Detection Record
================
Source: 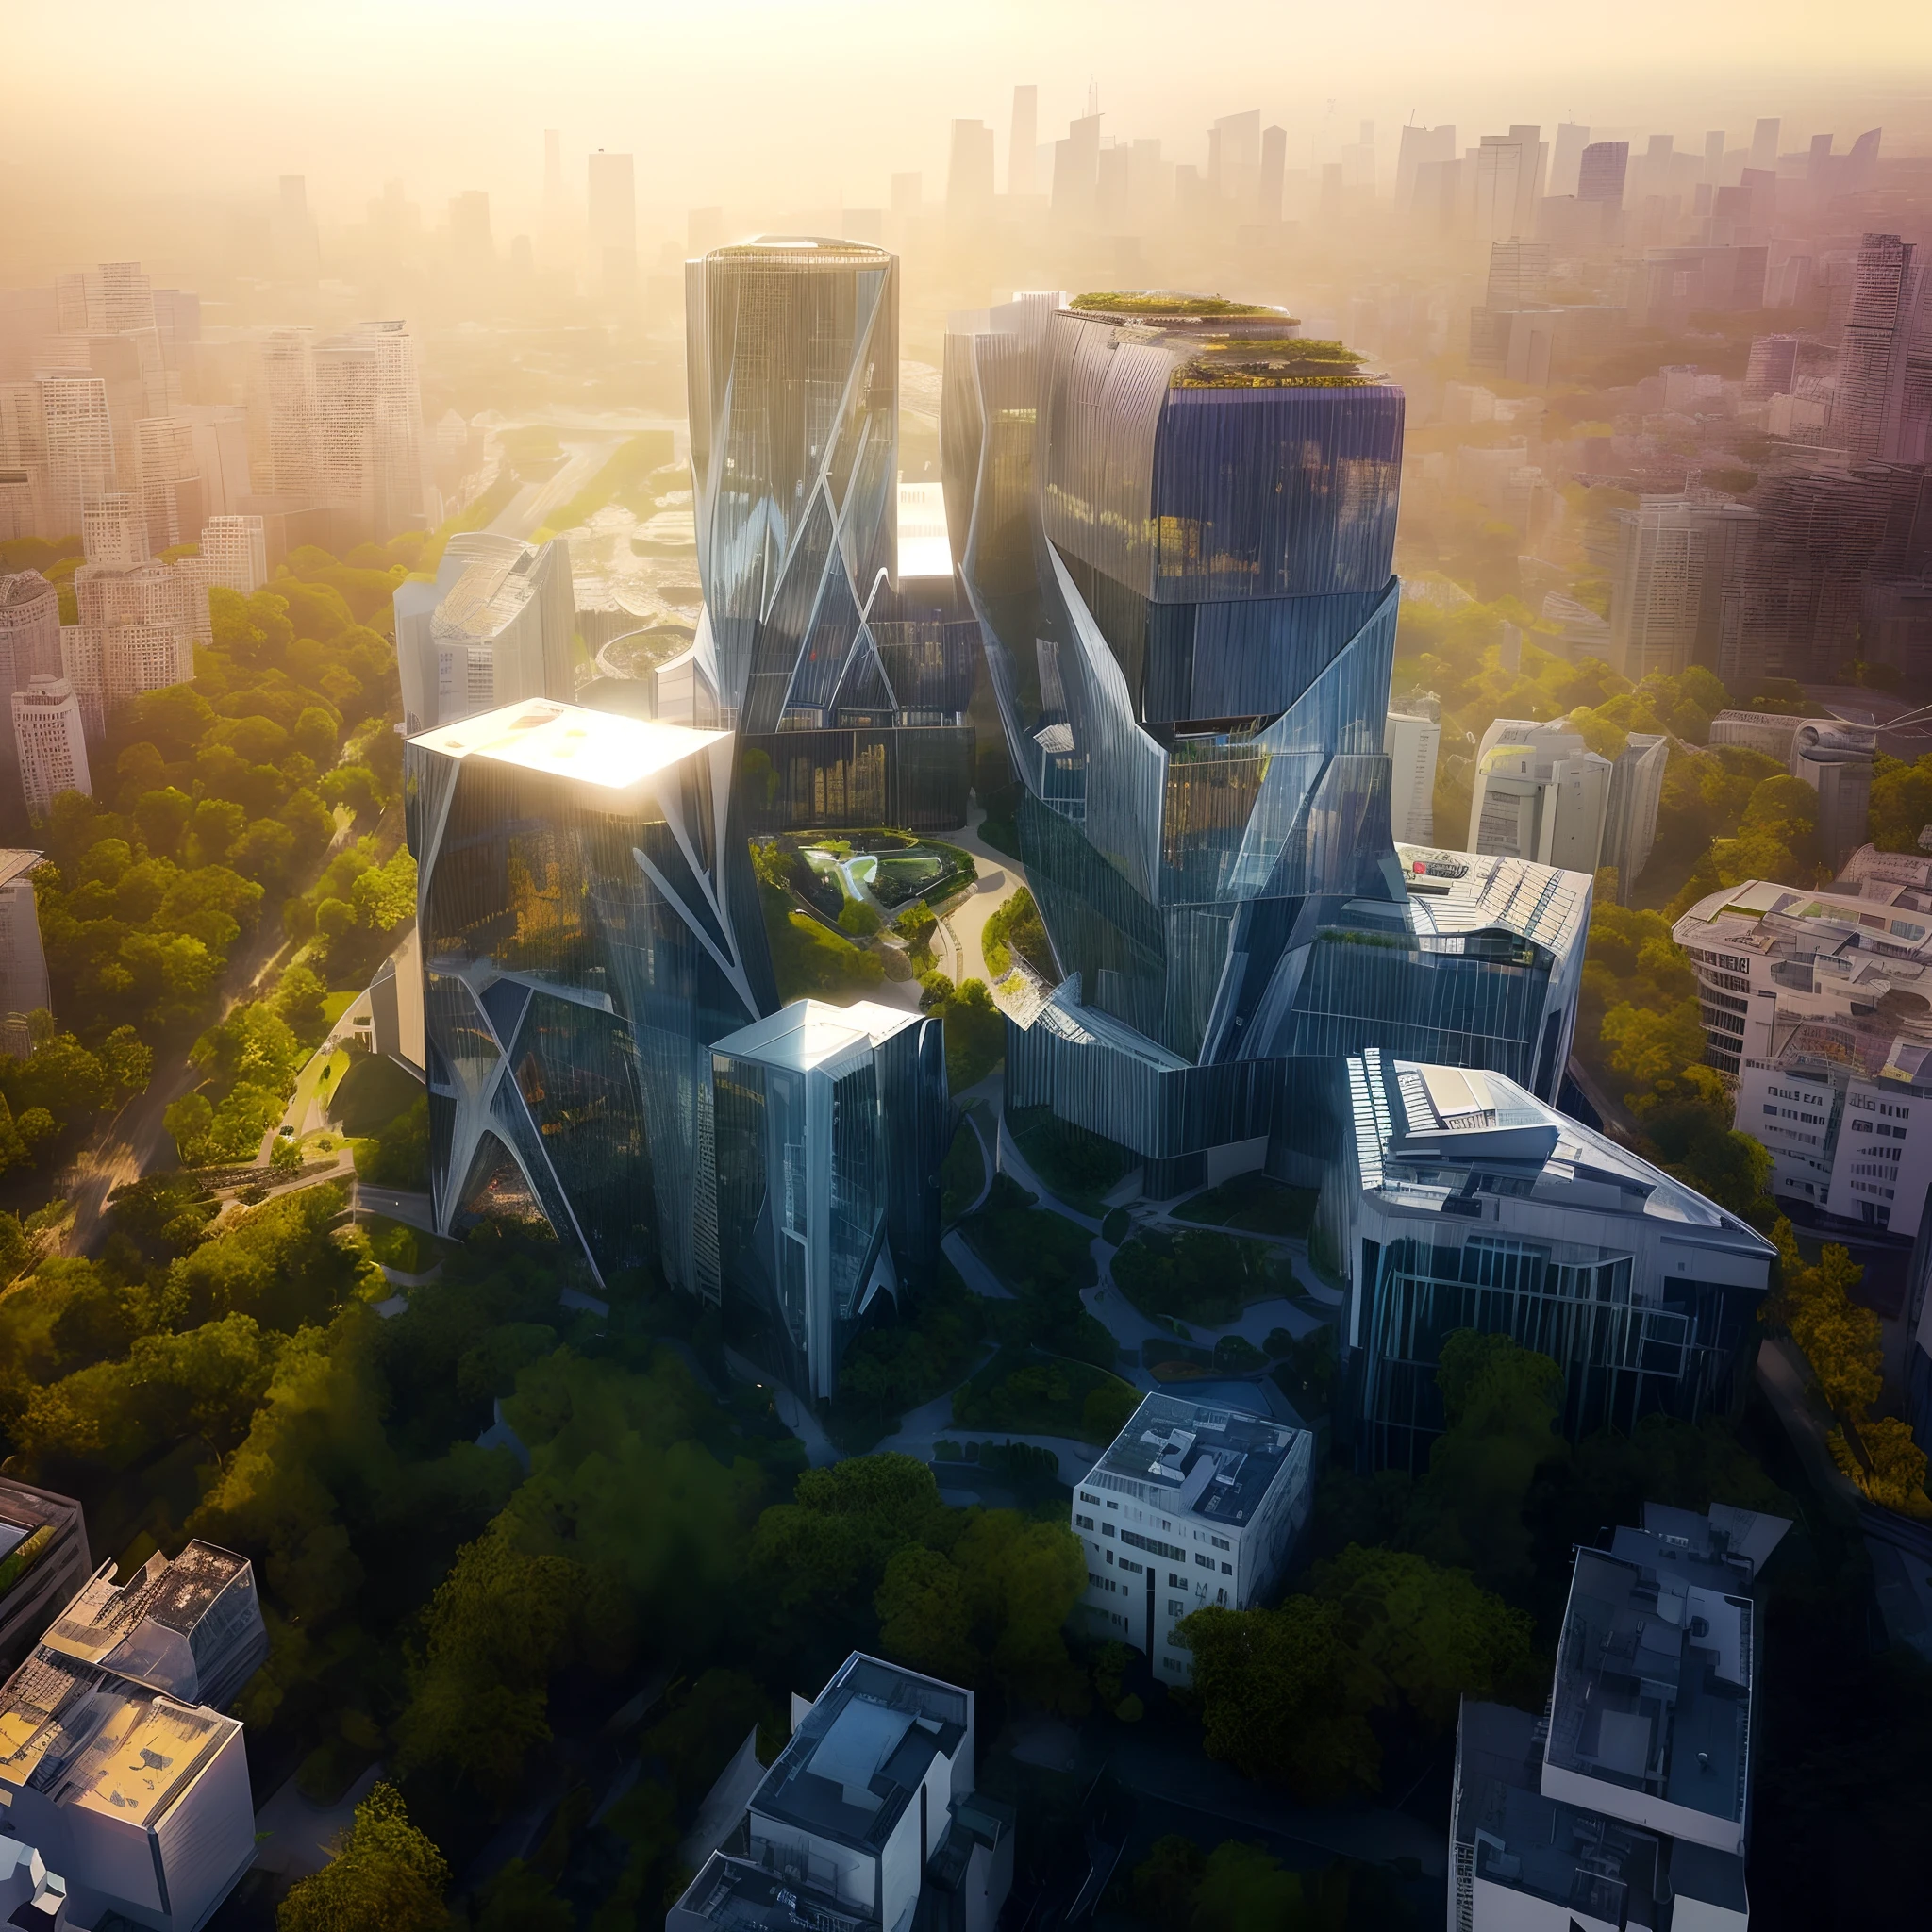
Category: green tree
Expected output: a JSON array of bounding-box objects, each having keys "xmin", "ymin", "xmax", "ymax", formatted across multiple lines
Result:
[
  {"xmin": 1308, "ymin": 1544, "xmax": 1535, "ymax": 1727},
  {"xmin": 393, "ymin": 1524, "xmax": 584, "ymax": 1797},
  {"xmin": 1416, "ymin": 1331, "xmax": 1568, "ymax": 1591},
  {"xmin": 1177, "ymin": 1597, "xmax": 1379, "ymax": 1797},
  {"xmin": 839, "ymin": 897, "xmax": 883, "ymax": 938},
  {"xmin": 876, "ymin": 1544, "xmax": 980, "ymax": 1683},
  {"xmin": 276, "ymin": 1781, "xmax": 449, "ymax": 1932}
]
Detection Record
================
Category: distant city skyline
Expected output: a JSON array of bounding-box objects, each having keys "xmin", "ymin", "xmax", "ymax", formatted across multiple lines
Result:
[{"xmin": 1, "ymin": 2, "xmax": 1927, "ymax": 220}]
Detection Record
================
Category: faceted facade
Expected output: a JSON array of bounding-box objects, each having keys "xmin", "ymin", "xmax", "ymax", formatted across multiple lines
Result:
[
  {"xmin": 707, "ymin": 1000, "xmax": 947, "ymax": 1400},
  {"xmin": 945, "ymin": 295, "xmax": 1588, "ymax": 1187},
  {"xmin": 407, "ymin": 698, "xmax": 775, "ymax": 1291},
  {"xmin": 682, "ymin": 238, "xmax": 973, "ymax": 830}
]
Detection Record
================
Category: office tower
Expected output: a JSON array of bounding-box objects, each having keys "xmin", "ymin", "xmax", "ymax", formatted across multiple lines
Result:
[
  {"xmin": 684, "ymin": 238, "xmax": 973, "ymax": 829},
  {"xmin": 12, "ymin": 677, "xmax": 90, "ymax": 818},
  {"xmin": 1628, "ymin": 244, "xmax": 1768, "ymax": 327},
  {"xmin": 1743, "ymin": 332, "xmax": 1801, "ymax": 399},
  {"xmin": 251, "ymin": 327, "xmax": 318, "ymax": 500},
  {"xmin": 1722, "ymin": 463, "xmax": 1931, "ymax": 684},
  {"xmin": 1703, "ymin": 127, "xmax": 1727, "ymax": 185},
  {"xmin": 1008, "ymin": 84, "xmax": 1038, "ymax": 195},
  {"xmin": 1258, "ymin": 125, "xmax": 1287, "ymax": 224},
  {"xmin": 708, "ymin": 999, "xmax": 947, "ymax": 1399},
  {"xmin": 541, "ymin": 126, "xmax": 565, "ymax": 238},
  {"xmin": 890, "ymin": 172, "xmax": 921, "ymax": 218},
  {"xmin": 945, "ymin": 293, "xmax": 1591, "ymax": 1185},
  {"xmin": 1750, "ymin": 117, "xmax": 1781, "ymax": 172},
  {"xmin": 1383, "ymin": 711, "xmax": 1439, "ymax": 842},
  {"xmin": 1469, "ymin": 719, "xmax": 1613, "ymax": 873},
  {"xmin": 177, "ymin": 403, "xmax": 251, "ymax": 516},
  {"xmin": 362, "ymin": 319, "xmax": 429, "ymax": 539},
  {"xmin": 1472, "ymin": 240, "xmax": 1553, "ymax": 367},
  {"xmin": 36, "ymin": 378, "xmax": 113, "ymax": 536},
  {"xmin": 1394, "ymin": 124, "xmax": 1456, "ymax": 219},
  {"xmin": 1607, "ymin": 497, "xmax": 1757, "ymax": 681},
  {"xmin": 0, "ymin": 1540, "xmax": 266, "ymax": 1932},
  {"xmin": 1838, "ymin": 233, "xmax": 1931, "ymax": 461},
  {"xmin": 1473, "ymin": 127, "xmax": 1541, "ymax": 239},
  {"xmin": 134, "ymin": 415, "xmax": 201, "ymax": 552},
  {"xmin": 391, "ymin": 531, "xmax": 573, "ymax": 734},
  {"xmin": 1072, "ymin": 1393, "xmax": 1312, "ymax": 1682},
  {"xmin": 1576, "ymin": 140, "xmax": 1629, "ymax": 206},
  {"xmin": 1209, "ymin": 110, "xmax": 1262, "ymax": 207},
  {"xmin": 1052, "ymin": 112, "xmax": 1101, "ymax": 227},
  {"xmin": 1602, "ymin": 733, "xmax": 1669, "ymax": 902},
  {"xmin": 0, "ymin": 574, "xmax": 61, "ymax": 684},
  {"xmin": 1863, "ymin": 577, "xmax": 1932, "ymax": 685},
  {"xmin": 945, "ymin": 120, "xmax": 995, "ymax": 223},
  {"xmin": 449, "ymin": 191, "xmax": 493, "ymax": 267},
  {"xmin": 668, "ymin": 1653, "xmax": 1013, "ymax": 1932},
  {"xmin": 1453, "ymin": 1505, "xmax": 1787, "ymax": 1931},
  {"xmin": 81, "ymin": 491, "xmax": 148, "ymax": 568},
  {"xmin": 272, "ymin": 174, "xmax": 321, "ymax": 277},
  {"xmin": 1326, "ymin": 1053, "xmax": 1776, "ymax": 1472},
  {"xmin": 407, "ymin": 697, "xmax": 774, "ymax": 1291},
  {"xmin": 1548, "ymin": 121, "xmax": 1590, "ymax": 197},
  {"xmin": 200, "ymin": 513, "xmax": 267, "ymax": 593},
  {"xmin": 587, "ymin": 150, "xmax": 638, "ymax": 296}
]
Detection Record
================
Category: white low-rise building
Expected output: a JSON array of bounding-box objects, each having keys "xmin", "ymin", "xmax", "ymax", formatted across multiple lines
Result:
[
  {"xmin": 1674, "ymin": 848, "xmax": 1932, "ymax": 1235},
  {"xmin": 0, "ymin": 1540, "xmax": 268, "ymax": 1932},
  {"xmin": 1451, "ymin": 1502, "xmax": 1789, "ymax": 1931},
  {"xmin": 1070, "ymin": 1392, "xmax": 1314, "ymax": 1687},
  {"xmin": 668, "ymin": 1651, "xmax": 1012, "ymax": 1932}
]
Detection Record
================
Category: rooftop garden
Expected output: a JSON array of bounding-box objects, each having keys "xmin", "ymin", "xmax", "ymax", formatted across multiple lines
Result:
[
  {"xmin": 1172, "ymin": 337, "xmax": 1376, "ymax": 390},
  {"xmin": 1070, "ymin": 291, "xmax": 1287, "ymax": 319}
]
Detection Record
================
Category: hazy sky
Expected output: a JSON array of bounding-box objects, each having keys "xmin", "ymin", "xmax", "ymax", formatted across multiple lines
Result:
[{"xmin": 4, "ymin": 0, "xmax": 1928, "ymax": 225}]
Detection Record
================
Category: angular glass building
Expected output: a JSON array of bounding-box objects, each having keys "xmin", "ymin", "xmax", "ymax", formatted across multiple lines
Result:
[
  {"xmin": 944, "ymin": 295, "xmax": 1590, "ymax": 1188},
  {"xmin": 407, "ymin": 697, "xmax": 775, "ymax": 1291},
  {"xmin": 707, "ymin": 999, "xmax": 948, "ymax": 1400},
  {"xmin": 1321, "ymin": 1051, "xmax": 1774, "ymax": 1471},
  {"xmin": 680, "ymin": 238, "xmax": 974, "ymax": 829}
]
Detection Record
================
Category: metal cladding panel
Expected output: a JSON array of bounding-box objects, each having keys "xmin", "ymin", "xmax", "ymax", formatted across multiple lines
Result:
[
  {"xmin": 1039, "ymin": 313, "xmax": 1172, "ymax": 593},
  {"xmin": 153, "ymin": 1721, "xmax": 256, "ymax": 1932},
  {"xmin": 1150, "ymin": 384, "xmax": 1404, "ymax": 603}
]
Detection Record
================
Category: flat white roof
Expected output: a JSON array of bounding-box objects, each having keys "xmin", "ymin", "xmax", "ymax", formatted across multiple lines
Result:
[
  {"xmin": 408, "ymin": 699, "xmax": 723, "ymax": 791},
  {"xmin": 896, "ymin": 481, "xmax": 953, "ymax": 579},
  {"xmin": 712, "ymin": 997, "xmax": 921, "ymax": 1073}
]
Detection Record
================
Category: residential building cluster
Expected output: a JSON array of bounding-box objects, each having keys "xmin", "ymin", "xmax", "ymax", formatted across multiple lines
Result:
[
  {"xmin": 0, "ymin": 1477, "xmax": 270, "ymax": 1932},
  {"xmin": 0, "ymin": 248, "xmax": 434, "ymax": 825}
]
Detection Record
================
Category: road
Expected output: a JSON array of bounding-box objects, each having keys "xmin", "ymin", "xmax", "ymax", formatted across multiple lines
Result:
[
  {"xmin": 931, "ymin": 808, "xmax": 1035, "ymax": 990},
  {"xmin": 486, "ymin": 438, "xmax": 620, "ymax": 541},
  {"xmin": 61, "ymin": 910, "xmax": 295, "ymax": 1257}
]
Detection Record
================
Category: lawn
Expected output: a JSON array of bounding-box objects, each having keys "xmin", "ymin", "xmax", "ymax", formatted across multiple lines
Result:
[
  {"xmin": 361, "ymin": 1213, "xmax": 443, "ymax": 1275},
  {"xmin": 329, "ymin": 1051, "xmax": 425, "ymax": 1138},
  {"xmin": 950, "ymin": 1345, "xmax": 1139, "ymax": 1441},
  {"xmin": 1172, "ymin": 1171, "xmax": 1319, "ymax": 1238},
  {"xmin": 958, "ymin": 1178, "xmax": 1097, "ymax": 1297},
  {"xmin": 1111, "ymin": 1226, "xmax": 1300, "ymax": 1328}
]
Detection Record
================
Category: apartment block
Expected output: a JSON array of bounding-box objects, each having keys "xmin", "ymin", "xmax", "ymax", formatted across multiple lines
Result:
[
  {"xmin": 1451, "ymin": 1504, "xmax": 1788, "ymax": 1931},
  {"xmin": 0, "ymin": 1476, "xmax": 89, "ymax": 1671},
  {"xmin": 1072, "ymin": 1393, "xmax": 1313, "ymax": 1685},
  {"xmin": 668, "ymin": 1652, "xmax": 1012, "ymax": 1932},
  {"xmin": 11, "ymin": 677, "xmax": 90, "ymax": 819},
  {"xmin": 0, "ymin": 1540, "xmax": 267, "ymax": 1931},
  {"xmin": 0, "ymin": 852, "xmax": 52, "ymax": 1049},
  {"xmin": 1674, "ymin": 847, "xmax": 1932, "ymax": 1233}
]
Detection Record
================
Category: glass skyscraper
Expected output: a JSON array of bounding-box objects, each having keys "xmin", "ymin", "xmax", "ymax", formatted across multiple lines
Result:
[
  {"xmin": 944, "ymin": 295, "xmax": 1590, "ymax": 1189},
  {"xmin": 683, "ymin": 238, "xmax": 974, "ymax": 830},
  {"xmin": 708, "ymin": 1000, "xmax": 948, "ymax": 1400},
  {"xmin": 407, "ymin": 697, "xmax": 775, "ymax": 1291}
]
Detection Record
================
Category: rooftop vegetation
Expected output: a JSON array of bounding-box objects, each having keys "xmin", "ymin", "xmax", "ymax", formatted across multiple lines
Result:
[
  {"xmin": 1172, "ymin": 337, "xmax": 1376, "ymax": 390},
  {"xmin": 1070, "ymin": 291, "xmax": 1284, "ymax": 319}
]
